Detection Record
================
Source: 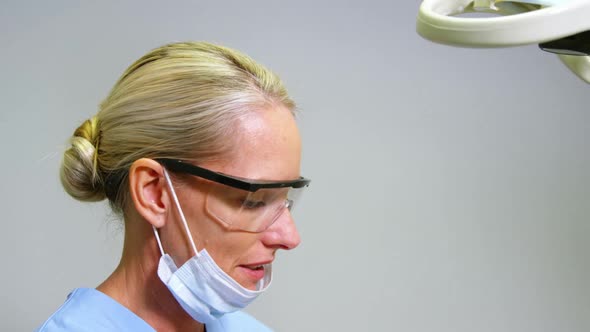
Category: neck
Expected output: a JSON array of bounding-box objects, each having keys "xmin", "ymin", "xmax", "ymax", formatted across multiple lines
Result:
[{"xmin": 97, "ymin": 216, "xmax": 204, "ymax": 332}]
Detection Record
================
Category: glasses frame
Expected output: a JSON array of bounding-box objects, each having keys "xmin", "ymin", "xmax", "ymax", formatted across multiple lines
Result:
[{"xmin": 156, "ymin": 158, "xmax": 310, "ymax": 192}]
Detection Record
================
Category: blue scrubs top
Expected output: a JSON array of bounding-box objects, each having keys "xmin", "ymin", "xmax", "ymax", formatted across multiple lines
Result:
[{"xmin": 35, "ymin": 288, "xmax": 272, "ymax": 332}]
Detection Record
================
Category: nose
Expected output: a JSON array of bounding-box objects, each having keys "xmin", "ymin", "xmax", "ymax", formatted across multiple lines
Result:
[{"xmin": 261, "ymin": 209, "xmax": 301, "ymax": 250}]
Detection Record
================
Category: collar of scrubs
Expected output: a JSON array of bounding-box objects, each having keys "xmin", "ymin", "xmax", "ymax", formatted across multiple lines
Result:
[
  {"xmin": 38, "ymin": 288, "xmax": 271, "ymax": 332},
  {"xmin": 416, "ymin": 0, "xmax": 590, "ymax": 83}
]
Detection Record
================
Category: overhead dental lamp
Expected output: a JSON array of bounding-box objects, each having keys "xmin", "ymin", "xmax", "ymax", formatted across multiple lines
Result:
[{"xmin": 416, "ymin": 0, "xmax": 590, "ymax": 83}]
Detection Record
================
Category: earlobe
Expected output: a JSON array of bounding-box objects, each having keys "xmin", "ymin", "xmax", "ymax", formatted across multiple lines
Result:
[{"xmin": 128, "ymin": 158, "xmax": 169, "ymax": 228}]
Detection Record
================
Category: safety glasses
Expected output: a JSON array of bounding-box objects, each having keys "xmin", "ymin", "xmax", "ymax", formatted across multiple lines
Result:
[{"xmin": 157, "ymin": 158, "xmax": 310, "ymax": 232}]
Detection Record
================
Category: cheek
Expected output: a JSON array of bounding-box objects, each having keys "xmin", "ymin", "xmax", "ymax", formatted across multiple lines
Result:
[
  {"xmin": 205, "ymin": 232, "xmax": 260, "ymax": 272},
  {"xmin": 172, "ymin": 179, "xmax": 261, "ymax": 275},
  {"xmin": 169, "ymin": 185, "xmax": 211, "ymax": 258}
]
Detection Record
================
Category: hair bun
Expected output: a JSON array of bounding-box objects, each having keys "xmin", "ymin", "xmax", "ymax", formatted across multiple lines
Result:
[{"xmin": 60, "ymin": 117, "xmax": 106, "ymax": 202}]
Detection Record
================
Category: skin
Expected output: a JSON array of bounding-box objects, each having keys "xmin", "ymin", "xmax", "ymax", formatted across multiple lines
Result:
[{"xmin": 97, "ymin": 105, "xmax": 302, "ymax": 332}]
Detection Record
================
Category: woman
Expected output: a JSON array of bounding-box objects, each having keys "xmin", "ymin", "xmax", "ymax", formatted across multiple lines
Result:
[{"xmin": 36, "ymin": 42, "xmax": 310, "ymax": 332}]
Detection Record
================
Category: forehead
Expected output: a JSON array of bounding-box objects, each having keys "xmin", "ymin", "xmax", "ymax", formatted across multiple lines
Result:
[{"xmin": 212, "ymin": 105, "xmax": 302, "ymax": 181}]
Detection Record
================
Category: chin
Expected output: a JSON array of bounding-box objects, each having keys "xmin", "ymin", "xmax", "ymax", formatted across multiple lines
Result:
[
  {"xmin": 232, "ymin": 267, "xmax": 263, "ymax": 291},
  {"xmin": 236, "ymin": 275, "xmax": 258, "ymax": 291},
  {"xmin": 244, "ymin": 281, "xmax": 258, "ymax": 291}
]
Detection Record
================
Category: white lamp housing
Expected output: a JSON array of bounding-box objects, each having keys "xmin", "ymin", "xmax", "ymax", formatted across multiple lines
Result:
[{"xmin": 416, "ymin": 0, "xmax": 590, "ymax": 83}]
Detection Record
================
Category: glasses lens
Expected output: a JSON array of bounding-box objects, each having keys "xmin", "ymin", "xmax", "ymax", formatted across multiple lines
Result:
[{"xmin": 205, "ymin": 185, "xmax": 305, "ymax": 232}]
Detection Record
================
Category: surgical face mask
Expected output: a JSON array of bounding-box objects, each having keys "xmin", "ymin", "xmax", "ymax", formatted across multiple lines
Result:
[{"xmin": 152, "ymin": 169, "xmax": 272, "ymax": 324}]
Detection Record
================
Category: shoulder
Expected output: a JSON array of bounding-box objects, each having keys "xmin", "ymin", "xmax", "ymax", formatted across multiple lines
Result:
[
  {"xmin": 35, "ymin": 288, "xmax": 154, "ymax": 332},
  {"xmin": 207, "ymin": 311, "xmax": 273, "ymax": 332}
]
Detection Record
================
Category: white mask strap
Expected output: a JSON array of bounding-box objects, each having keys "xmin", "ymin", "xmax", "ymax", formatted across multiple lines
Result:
[
  {"xmin": 152, "ymin": 226, "xmax": 165, "ymax": 256},
  {"xmin": 163, "ymin": 169, "xmax": 200, "ymax": 257}
]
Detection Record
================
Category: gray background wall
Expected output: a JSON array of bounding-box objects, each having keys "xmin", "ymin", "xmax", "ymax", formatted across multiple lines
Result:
[{"xmin": 1, "ymin": 1, "xmax": 589, "ymax": 331}]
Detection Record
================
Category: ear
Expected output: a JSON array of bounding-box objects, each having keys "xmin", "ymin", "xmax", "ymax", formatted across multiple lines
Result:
[{"xmin": 128, "ymin": 158, "xmax": 169, "ymax": 228}]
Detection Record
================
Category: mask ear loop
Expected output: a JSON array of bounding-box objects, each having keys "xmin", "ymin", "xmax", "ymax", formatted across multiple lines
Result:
[
  {"xmin": 153, "ymin": 227, "xmax": 166, "ymax": 256},
  {"xmin": 152, "ymin": 168, "xmax": 201, "ymax": 258},
  {"xmin": 163, "ymin": 168, "xmax": 200, "ymax": 258}
]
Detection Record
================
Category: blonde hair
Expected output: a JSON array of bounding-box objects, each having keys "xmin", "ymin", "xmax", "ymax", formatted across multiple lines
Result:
[{"xmin": 60, "ymin": 41, "xmax": 295, "ymax": 215}]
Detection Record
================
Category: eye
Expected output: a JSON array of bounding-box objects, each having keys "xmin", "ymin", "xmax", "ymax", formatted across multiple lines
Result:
[{"xmin": 241, "ymin": 199, "xmax": 266, "ymax": 209}]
